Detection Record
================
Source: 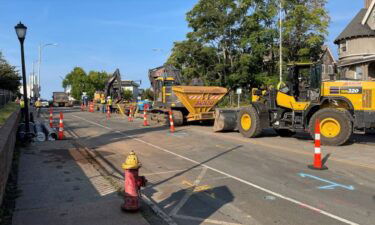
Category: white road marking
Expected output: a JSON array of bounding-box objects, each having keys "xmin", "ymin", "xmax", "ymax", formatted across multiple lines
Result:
[
  {"xmin": 169, "ymin": 167, "xmax": 208, "ymax": 216},
  {"xmin": 71, "ymin": 115, "xmax": 360, "ymax": 225}
]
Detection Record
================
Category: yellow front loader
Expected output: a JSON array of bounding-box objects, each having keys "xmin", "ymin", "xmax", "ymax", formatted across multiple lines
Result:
[{"xmin": 215, "ymin": 63, "xmax": 375, "ymax": 146}]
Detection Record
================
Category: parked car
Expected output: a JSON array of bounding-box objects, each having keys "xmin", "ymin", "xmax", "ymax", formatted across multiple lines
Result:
[{"xmin": 41, "ymin": 99, "xmax": 50, "ymax": 107}]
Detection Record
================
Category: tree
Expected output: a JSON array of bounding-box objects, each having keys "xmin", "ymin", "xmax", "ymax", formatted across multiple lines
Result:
[
  {"xmin": 167, "ymin": 0, "xmax": 330, "ymax": 90},
  {"xmin": 63, "ymin": 67, "xmax": 87, "ymax": 100},
  {"xmin": 282, "ymin": 0, "xmax": 330, "ymax": 62},
  {"xmin": 122, "ymin": 90, "xmax": 133, "ymax": 101},
  {"xmin": 0, "ymin": 52, "xmax": 21, "ymax": 93},
  {"xmin": 141, "ymin": 88, "xmax": 154, "ymax": 100},
  {"xmin": 168, "ymin": 0, "xmax": 279, "ymax": 90}
]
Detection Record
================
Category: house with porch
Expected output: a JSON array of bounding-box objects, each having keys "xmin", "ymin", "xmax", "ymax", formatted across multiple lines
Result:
[{"xmin": 334, "ymin": 0, "xmax": 375, "ymax": 80}]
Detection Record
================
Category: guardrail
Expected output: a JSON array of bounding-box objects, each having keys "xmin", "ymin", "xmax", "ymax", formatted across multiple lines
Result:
[{"xmin": 0, "ymin": 89, "xmax": 14, "ymax": 108}]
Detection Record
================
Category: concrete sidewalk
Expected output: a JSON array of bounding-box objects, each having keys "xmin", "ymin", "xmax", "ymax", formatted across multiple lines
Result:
[{"xmin": 12, "ymin": 137, "xmax": 149, "ymax": 225}]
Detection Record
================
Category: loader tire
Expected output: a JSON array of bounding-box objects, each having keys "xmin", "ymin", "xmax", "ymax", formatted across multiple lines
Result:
[
  {"xmin": 309, "ymin": 108, "xmax": 352, "ymax": 146},
  {"xmin": 172, "ymin": 110, "xmax": 184, "ymax": 126},
  {"xmin": 238, "ymin": 106, "xmax": 263, "ymax": 138},
  {"xmin": 274, "ymin": 129, "xmax": 296, "ymax": 137}
]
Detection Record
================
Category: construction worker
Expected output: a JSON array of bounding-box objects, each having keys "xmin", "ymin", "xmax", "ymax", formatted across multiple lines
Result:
[
  {"xmin": 35, "ymin": 98, "xmax": 42, "ymax": 117},
  {"xmin": 100, "ymin": 96, "xmax": 106, "ymax": 113},
  {"xmin": 107, "ymin": 96, "xmax": 113, "ymax": 113},
  {"xmin": 19, "ymin": 96, "xmax": 25, "ymax": 120}
]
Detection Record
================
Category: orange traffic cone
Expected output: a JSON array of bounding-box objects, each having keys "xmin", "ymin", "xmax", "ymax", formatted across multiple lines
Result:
[
  {"xmin": 169, "ymin": 110, "xmax": 175, "ymax": 133},
  {"xmin": 49, "ymin": 107, "xmax": 53, "ymax": 128},
  {"xmin": 143, "ymin": 104, "xmax": 149, "ymax": 126},
  {"xmin": 128, "ymin": 106, "xmax": 133, "ymax": 122},
  {"xmin": 308, "ymin": 119, "xmax": 327, "ymax": 170},
  {"xmin": 106, "ymin": 105, "xmax": 111, "ymax": 119},
  {"xmin": 58, "ymin": 112, "xmax": 64, "ymax": 140}
]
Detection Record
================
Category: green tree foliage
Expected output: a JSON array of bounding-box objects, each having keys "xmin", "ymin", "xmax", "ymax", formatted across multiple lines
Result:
[
  {"xmin": 167, "ymin": 0, "xmax": 329, "ymax": 90},
  {"xmin": 0, "ymin": 52, "xmax": 21, "ymax": 93},
  {"xmin": 283, "ymin": 0, "xmax": 330, "ymax": 62},
  {"xmin": 141, "ymin": 88, "xmax": 154, "ymax": 100},
  {"xmin": 122, "ymin": 90, "xmax": 133, "ymax": 101},
  {"xmin": 62, "ymin": 67, "xmax": 110, "ymax": 100}
]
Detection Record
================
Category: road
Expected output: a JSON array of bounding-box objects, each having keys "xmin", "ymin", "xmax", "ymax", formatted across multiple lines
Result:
[{"xmin": 46, "ymin": 107, "xmax": 375, "ymax": 225}]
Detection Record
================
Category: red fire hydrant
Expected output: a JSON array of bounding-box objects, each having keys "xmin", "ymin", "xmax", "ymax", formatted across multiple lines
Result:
[{"xmin": 121, "ymin": 151, "xmax": 147, "ymax": 211}]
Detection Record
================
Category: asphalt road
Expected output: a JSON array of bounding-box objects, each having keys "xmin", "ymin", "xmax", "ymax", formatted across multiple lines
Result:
[{"xmin": 46, "ymin": 107, "xmax": 375, "ymax": 225}]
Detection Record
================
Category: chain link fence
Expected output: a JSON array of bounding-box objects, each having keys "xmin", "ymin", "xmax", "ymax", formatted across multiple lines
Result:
[{"xmin": 0, "ymin": 89, "xmax": 14, "ymax": 109}]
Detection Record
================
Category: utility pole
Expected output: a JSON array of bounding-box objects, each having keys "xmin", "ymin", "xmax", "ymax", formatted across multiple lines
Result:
[
  {"xmin": 279, "ymin": 0, "xmax": 283, "ymax": 83},
  {"xmin": 37, "ymin": 43, "xmax": 58, "ymax": 98}
]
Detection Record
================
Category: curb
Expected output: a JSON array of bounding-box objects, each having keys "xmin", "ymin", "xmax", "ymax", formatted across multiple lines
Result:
[{"xmin": 66, "ymin": 129, "xmax": 177, "ymax": 225}]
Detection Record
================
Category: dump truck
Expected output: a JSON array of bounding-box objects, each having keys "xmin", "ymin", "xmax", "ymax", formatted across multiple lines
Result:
[
  {"xmin": 52, "ymin": 92, "xmax": 71, "ymax": 107},
  {"xmin": 149, "ymin": 65, "xmax": 227, "ymax": 125},
  {"xmin": 214, "ymin": 63, "xmax": 375, "ymax": 146}
]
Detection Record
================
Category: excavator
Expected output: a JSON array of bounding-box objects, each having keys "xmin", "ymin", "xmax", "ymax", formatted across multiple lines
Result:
[{"xmin": 214, "ymin": 63, "xmax": 375, "ymax": 146}]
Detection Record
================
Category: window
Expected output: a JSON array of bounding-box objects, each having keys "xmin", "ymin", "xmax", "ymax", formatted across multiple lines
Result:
[
  {"xmin": 340, "ymin": 41, "xmax": 347, "ymax": 53},
  {"xmin": 355, "ymin": 66, "xmax": 363, "ymax": 80},
  {"xmin": 328, "ymin": 65, "xmax": 334, "ymax": 75},
  {"xmin": 322, "ymin": 65, "xmax": 326, "ymax": 74}
]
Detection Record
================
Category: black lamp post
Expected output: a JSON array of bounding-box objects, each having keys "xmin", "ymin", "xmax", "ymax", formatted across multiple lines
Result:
[{"xmin": 15, "ymin": 22, "xmax": 30, "ymax": 134}]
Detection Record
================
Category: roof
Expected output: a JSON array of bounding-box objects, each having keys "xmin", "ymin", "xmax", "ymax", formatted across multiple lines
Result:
[
  {"xmin": 320, "ymin": 45, "xmax": 336, "ymax": 63},
  {"xmin": 334, "ymin": 9, "xmax": 375, "ymax": 44},
  {"xmin": 120, "ymin": 80, "xmax": 140, "ymax": 87}
]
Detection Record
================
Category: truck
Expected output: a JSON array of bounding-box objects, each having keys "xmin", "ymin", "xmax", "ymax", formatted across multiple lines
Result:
[
  {"xmin": 148, "ymin": 65, "xmax": 228, "ymax": 125},
  {"xmin": 52, "ymin": 92, "xmax": 71, "ymax": 107}
]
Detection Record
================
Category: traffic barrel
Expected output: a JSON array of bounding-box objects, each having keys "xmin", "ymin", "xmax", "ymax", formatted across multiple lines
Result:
[
  {"xmin": 169, "ymin": 110, "xmax": 175, "ymax": 133},
  {"xmin": 49, "ymin": 107, "xmax": 53, "ymax": 128},
  {"xmin": 308, "ymin": 119, "xmax": 328, "ymax": 170},
  {"xmin": 143, "ymin": 104, "xmax": 149, "ymax": 126},
  {"xmin": 58, "ymin": 112, "xmax": 64, "ymax": 140}
]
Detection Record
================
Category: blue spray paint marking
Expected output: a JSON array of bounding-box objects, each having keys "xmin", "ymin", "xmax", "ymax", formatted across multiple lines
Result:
[{"xmin": 298, "ymin": 173, "xmax": 355, "ymax": 191}]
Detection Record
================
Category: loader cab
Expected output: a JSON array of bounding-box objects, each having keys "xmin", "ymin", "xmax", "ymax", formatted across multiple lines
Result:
[{"xmin": 286, "ymin": 63, "xmax": 322, "ymax": 102}]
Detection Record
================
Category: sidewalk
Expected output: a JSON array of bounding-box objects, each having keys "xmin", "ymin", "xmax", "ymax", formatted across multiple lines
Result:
[{"xmin": 12, "ymin": 136, "xmax": 149, "ymax": 225}]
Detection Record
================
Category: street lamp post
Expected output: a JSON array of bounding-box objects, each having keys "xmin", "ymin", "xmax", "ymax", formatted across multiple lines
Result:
[
  {"xmin": 37, "ymin": 43, "xmax": 57, "ymax": 97},
  {"xmin": 15, "ymin": 22, "xmax": 30, "ymax": 134}
]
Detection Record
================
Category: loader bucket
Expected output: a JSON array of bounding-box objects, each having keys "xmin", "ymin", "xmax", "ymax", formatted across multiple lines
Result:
[
  {"xmin": 172, "ymin": 86, "xmax": 227, "ymax": 121},
  {"xmin": 213, "ymin": 108, "xmax": 239, "ymax": 132}
]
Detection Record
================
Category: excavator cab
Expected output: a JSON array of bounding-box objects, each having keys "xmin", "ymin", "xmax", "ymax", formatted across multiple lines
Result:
[{"xmin": 154, "ymin": 77, "xmax": 176, "ymax": 104}]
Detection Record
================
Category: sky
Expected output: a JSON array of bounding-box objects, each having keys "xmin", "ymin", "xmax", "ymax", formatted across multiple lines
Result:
[{"xmin": 0, "ymin": 0, "xmax": 364, "ymax": 99}]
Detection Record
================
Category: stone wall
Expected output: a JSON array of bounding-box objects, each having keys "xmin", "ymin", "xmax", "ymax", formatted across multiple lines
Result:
[{"xmin": 0, "ymin": 110, "xmax": 20, "ymax": 204}]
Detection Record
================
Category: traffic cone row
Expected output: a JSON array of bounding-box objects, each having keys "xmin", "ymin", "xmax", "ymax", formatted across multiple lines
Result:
[
  {"xmin": 308, "ymin": 119, "xmax": 327, "ymax": 170},
  {"xmin": 143, "ymin": 104, "xmax": 149, "ymax": 126},
  {"xmin": 58, "ymin": 112, "xmax": 64, "ymax": 140},
  {"xmin": 128, "ymin": 106, "xmax": 133, "ymax": 122},
  {"xmin": 169, "ymin": 110, "xmax": 175, "ymax": 133}
]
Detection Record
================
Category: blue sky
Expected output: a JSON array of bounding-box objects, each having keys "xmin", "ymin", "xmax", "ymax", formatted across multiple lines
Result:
[{"xmin": 0, "ymin": 0, "xmax": 364, "ymax": 99}]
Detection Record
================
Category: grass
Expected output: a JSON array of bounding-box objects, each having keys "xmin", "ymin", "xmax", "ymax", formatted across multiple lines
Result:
[{"xmin": 0, "ymin": 103, "xmax": 19, "ymax": 127}]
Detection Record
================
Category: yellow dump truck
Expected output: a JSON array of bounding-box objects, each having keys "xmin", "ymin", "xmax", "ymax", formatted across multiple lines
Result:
[
  {"xmin": 171, "ymin": 86, "xmax": 227, "ymax": 124},
  {"xmin": 149, "ymin": 65, "xmax": 227, "ymax": 125}
]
